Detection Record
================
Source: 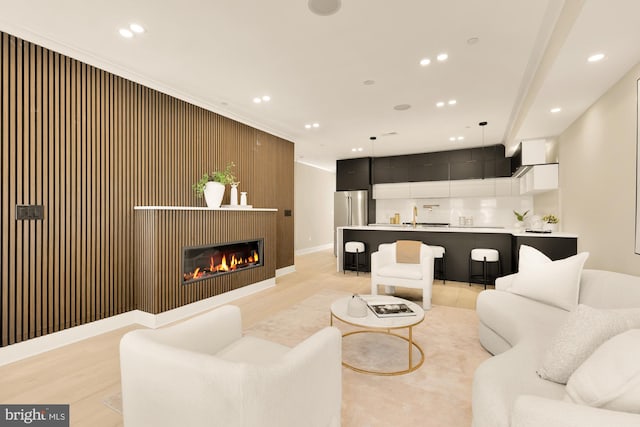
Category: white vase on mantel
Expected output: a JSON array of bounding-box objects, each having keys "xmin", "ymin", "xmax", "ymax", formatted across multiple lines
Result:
[
  {"xmin": 230, "ymin": 183, "xmax": 239, "ymax": 206},
  {"xmin": 203, "ymin": 181, "xmax": 225, "ymax": 208},
  {"xmin": 513, "ymin": 221, "xmax": 524, "ymax": 231}
]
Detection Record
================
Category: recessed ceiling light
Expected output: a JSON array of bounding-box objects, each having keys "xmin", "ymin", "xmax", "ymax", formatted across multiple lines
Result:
[
  {"xmin": 393, "ymin": 104, "xmax": 411, "ymax": 111},
  {"xmin": 420, "ymin": 58, "xmax": 431, "ymax": 66},
  {"xmin": 448, "ymin": 99, "xmax": 457, "ymax": 105},
  {"xmin": 253, "ymin": 97, "xmax": 262, "ymax": 104},
  {"xmin": 550, "ymin": 107, "xmax": 562, "ymax": 113},
  {"xmin": 129, "ymin": 23, "xmax": 145, "ymax": 34},
  {"xmin": 436, "ymin": 101, "xmax": 445, "ymax": 108},
  {"xmin": 262, "ymin": 95, "xmax": 271, "ymax": 102},
  {"xmin": 351, "ymin": 148, "xmax": 357, "ymax": 152},
  {"xmin": 363, "ymin": 80, "xmax": 376, "ymax": 85},
  {"xmin": 119, "ymin": 28, "xmax": 133, "ymax": 38},
  {"xmin": 382, "ymin": 132, "xmax": 397, "ymax": 136},
  {"xmin": 437, "ymin": 53, "xmax": 448, "ymax": 62},
  {"xmin": 308, "ymin": 0, "xmax": 342, "ymax": 16},
  {"xmin": 588, "ymin": 53, "xmax": 605, "ymax": 63},
  {"xmin": 312, "ymin": 123, "xmax": 320, "ymax": 128},
  {"xmin": 358, "ymin": 147, "xmax": 363, "ymax": 152},
  {"xmin": 457, "ymin": 136, "xmax": 464, "ymax": 141},
  {"xmin": 305, "ymin": 124, "xmax": 312, "ymax": 129},
  {"xmin": 449, "ymin": 137, "xmax": 456, "ymax": 141}
]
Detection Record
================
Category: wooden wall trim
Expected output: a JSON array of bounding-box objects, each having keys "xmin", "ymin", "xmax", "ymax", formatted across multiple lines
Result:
[{"xmin": 0, "ymin": 31, "xmax": 294, "ymax": 347}]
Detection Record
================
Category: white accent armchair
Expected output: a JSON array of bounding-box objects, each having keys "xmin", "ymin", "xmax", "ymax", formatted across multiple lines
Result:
[
  {"xmin": 370, "ymin": 242, "xmax": 434, "ymax": 309},
  {"xmin": 120, "ymin": 305, "xmax": 342, "ymax": 427}
]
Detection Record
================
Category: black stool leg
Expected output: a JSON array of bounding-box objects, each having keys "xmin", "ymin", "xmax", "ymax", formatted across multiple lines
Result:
[
  {"xmin": 468, "ymin": 254, "xmax": 472, "ymax": 286},
  {"xmin": 443, "ymin": 254, "xmax": 446, "ymax": 284},
  {"xmin": 355, "ymin": 250, "xmax": 360, "ymax": 276},
  {"xmin": 482, "ymin": 256, "xmax": 488, "ymax": 290}
]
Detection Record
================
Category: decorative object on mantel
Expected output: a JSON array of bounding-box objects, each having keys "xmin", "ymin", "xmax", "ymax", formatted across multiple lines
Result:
[
  {"xmin": 192, "ymin": 162, "xmax": 237, "ymax": 208},
  {"xmin": 240, "ymin": 191, "xmax": 248, "ymax": 206},
  {"xmin": 542, "ymin": 214, "xmax": 559, "ymax": 232},
  {"xmin": 230, "ymin": 182, "xmax": 240, "ymax": 206},
  {"xmin": 513, "ymin": 210, "xmax": 529, "ymax": 230}
]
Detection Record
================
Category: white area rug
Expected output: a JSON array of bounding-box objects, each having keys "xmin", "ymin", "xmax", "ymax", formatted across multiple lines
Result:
[{"xmin": 246, "ymin": 289, "xmax": 490, "ymax": 427}]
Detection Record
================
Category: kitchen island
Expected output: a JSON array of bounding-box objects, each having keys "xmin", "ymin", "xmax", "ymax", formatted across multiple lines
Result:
[{"xmin": 337, "ymin": 225, "xmax": 578, "ymax": 283}]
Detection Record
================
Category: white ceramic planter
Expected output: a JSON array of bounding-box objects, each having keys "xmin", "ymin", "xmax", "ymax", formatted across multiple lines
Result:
[{"xmin": 203, "ymin": 181, "xmax": 225, "ymax": 208}]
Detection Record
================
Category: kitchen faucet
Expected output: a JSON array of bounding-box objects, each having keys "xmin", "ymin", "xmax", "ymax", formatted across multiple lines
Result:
[{"xmin": 412, "ymin": 206, "xmax": 418, "ymax": 228}]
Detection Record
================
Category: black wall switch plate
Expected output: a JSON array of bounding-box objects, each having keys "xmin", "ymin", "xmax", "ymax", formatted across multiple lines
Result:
[{"xmin": 16, "ymin": 204, "xmax": 45, "ymax": 220}]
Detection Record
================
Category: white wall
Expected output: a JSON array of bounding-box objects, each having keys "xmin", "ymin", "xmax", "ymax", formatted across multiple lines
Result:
[
  {"xmin": 294, "ymin": 162, "xmax": 335, "ymax": 254},
  {"xmin": 558, "ymin": 61, "xmax": 640, "ymax": 275}
]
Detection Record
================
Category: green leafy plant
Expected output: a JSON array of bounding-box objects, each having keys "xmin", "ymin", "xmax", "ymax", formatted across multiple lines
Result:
[
  {"xmin": 542, "ymin": 214, "xmax": 559, "ymax": 224},
  {"xmin": 513, "ymin": 210, "xmax": 529, "ymax": 222},
  {"xmin": 192, "ymin": 162, "xmax": 237, "ymax": 198}
]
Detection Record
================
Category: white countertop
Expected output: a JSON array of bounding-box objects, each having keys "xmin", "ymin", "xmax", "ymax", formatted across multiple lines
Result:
[
  {"xmin": 134, "ymin": 206, "xmax": 278, "ymax": 212},
  {"xmin": 340, "ymin": 224, "xmax": 577, "ymax": 238}
]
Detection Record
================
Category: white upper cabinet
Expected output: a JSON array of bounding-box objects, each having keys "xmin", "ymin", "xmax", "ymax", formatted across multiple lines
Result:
[
  {"xmin": 519, "ymin": 164, "xmax": 559, "ymax": 194},
  {"xmin": 449, "ymin": 179, "xmax": 496, "ymax": 197},
  {"xmin": 410, "ymin": 181, "xmax": 450, "ymax": 198},
  {"xmin": 372, "ymin": 183, "xmax": 411, "ymax": 199}
]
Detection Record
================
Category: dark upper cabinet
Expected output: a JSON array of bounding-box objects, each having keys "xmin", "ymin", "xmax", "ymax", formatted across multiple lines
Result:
[
  {"xmin": 336, "ymin": 157, "xmax": 371, "ymax": 191},
  {"xmin": 372, "ymin": 156, "xmax": 409, "ymax": 183},
  {"xmin": 408, "ymin": 153, "xmax": 449, "ymax": 182},
  {"xmin": 370, "ymin": 144, "xmax": 509, "ymax": 183}
]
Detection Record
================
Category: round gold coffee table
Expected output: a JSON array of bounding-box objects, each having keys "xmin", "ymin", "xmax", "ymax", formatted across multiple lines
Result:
[{"xmin": 330, "ymin": 295, "xmax": 425, "ymax": 376}]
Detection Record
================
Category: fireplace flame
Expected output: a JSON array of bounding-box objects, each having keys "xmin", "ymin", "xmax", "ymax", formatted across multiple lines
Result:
[{"xmin": 184, "ymin": 246, "xmax": 261, "ymax": 283}]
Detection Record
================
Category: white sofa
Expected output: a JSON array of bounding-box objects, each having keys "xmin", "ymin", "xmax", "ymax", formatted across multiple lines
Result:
[
  {"xmin": 371, "ymin": 242, "xmax": 434, "ymax": 309},
  {"xmin": 473, "ymin": 269, "xmax": 640, "ymax": 427},
  {"xmin": 120, "ymin": 305, "xmax": 342, "ymax": 427}
]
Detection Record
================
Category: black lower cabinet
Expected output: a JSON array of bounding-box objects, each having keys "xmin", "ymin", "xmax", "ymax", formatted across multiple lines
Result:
[{"xmin": 342, "ymin": 229, "xmax": 578, "ymax": 283}]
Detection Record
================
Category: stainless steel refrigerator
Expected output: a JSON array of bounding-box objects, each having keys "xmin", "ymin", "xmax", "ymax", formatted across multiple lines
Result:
[{"xmin": 334, "ymin": 190, "xmax": 368, "ymax": 255}]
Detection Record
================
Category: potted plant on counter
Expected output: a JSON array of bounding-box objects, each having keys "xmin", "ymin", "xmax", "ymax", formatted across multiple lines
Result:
[
  {"xmin": 192, "ymin": 162, "xmax": 237, "ymax": 208},
  {"xmin": 513, "ymin": 210, "xmax": 529, "ymax": 230},
  {"xmin": 542, "ymin": 214, "xmax": 559, "ymax": 232}
]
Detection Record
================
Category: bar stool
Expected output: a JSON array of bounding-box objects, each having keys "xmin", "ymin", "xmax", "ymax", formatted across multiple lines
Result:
[
  {"xmin": 429, "ymin": 245, "xmax": 446, "ymax": 284},
  {"xmin": 469, "ymin": 248, "xmax": 501, "ymax": 289},
  {"xmin": 344, "ymin": 241, "xmax": 366, "ymax": 276}
]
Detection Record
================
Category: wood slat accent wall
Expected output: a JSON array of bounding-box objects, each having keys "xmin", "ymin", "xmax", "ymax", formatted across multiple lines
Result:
[
  {"xmin": 134, "ymin": 209, "xmax": 276, "ymax": 314},
  {"xmin": 0, "ymin": 32, "xmax": 294, "ymax": 346}
]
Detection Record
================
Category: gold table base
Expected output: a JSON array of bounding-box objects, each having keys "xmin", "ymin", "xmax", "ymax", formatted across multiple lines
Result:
[{"xmin": 331, "ymin": 314, "xmax": 425, "ymax": 376}]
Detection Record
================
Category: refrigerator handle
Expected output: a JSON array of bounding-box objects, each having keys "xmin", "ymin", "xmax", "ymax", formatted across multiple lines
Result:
[{"xmin": 347, "ymin": 195, "xmax": 352, "ymax": 225}]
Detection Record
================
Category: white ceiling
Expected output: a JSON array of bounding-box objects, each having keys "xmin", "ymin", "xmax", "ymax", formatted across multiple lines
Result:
[{"xmin": 1, "ymin": 0, "xmax": 639, "ymax": 171}]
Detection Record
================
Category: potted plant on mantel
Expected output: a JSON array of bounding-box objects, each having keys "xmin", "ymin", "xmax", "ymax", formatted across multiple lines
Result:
[{"xmin": 192, "ymin": 162, "xmax": 237, "ymax": 208}]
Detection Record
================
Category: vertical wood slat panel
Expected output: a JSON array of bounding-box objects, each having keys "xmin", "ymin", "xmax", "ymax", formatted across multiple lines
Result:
[{"xmin": 0, "ymin": 31, "xmax": 294, "ymax": 346}]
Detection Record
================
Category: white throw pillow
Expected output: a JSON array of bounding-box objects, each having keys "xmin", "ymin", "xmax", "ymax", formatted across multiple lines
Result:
[
  {"xmin": 537, "ymin": 304, "xmax": 640, "ymax": 384},
  {"xmin": 565, "ymin": 329, "xmax": 640, "ymax": 413},
  {"xmin": 509, "ymin": 251, "xmax": 589, "ymax": 311},
  {"xmin": 518, "ymin": 244, "xmax": 551, "ymax": 272}
]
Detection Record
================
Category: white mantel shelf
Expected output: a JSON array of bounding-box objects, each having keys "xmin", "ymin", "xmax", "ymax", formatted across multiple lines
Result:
[{"xmin": 134, "ymin": 206, "xmax": 278, "ymax": 212}]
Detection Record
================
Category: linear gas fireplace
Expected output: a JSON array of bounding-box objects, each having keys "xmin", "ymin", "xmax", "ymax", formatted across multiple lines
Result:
[{"xmin": 182, "ymin": 239, "xmax": 264, "ymax": 285}]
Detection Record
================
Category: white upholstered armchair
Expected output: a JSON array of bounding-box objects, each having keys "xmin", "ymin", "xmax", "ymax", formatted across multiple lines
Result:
[
  {"xmin": 371, "ymin": 242, "xmax": 434, "ymax": 309},
  {"xmin": 120, "ymin": 305, "xmax": 342, "ymax": 427}
]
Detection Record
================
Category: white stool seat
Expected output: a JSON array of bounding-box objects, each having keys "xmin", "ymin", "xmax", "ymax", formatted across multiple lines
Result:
[
  {"xmin": 430, "ymin": 245, "xmax": 445, "ymax": 259},
  {"xmin": 345, "ymin": 241, "xmax": 365, "ymax": 253},
  {"xmin": 471, "ymin": 248, "xmax": 499, "ymax": 262}
]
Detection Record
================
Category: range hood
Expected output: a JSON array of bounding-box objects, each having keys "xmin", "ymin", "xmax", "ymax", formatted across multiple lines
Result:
[{"xmin": 511, "ymin": 139, "xmax": 547, "ymax": 177}]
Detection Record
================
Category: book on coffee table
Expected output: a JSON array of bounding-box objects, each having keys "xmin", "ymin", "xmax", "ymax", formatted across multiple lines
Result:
[{"xmin": 368, "ymin": 303, "xmax": 416, "ymax": 318}]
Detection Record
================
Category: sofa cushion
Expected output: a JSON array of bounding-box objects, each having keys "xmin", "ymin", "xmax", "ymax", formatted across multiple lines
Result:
[
  {"xmin": 216, "ymin": 335, "xmax": 290, "ymax": 364},
  {"xmin": 537, "ymin": 304, "xmax": 639, "ymax": 384},
  {"xmin": 565, "ymin": 329, "xmax": 640, "ymax": 413},
  {"xmin": 579, "ymin": 269, "xmax": 640, "ymax": 309},
  {"xmin": 518, "ymin": 244, "xmax": 551, "ymax": 272},
  {"xmin": 377, "ymin": 263, "xmax": 423, "ymax": 280},
  {"xmin": 508, "ymin": 252, "xmax": 589, "ymax": 311},
  {"xmin": 476, "ymin": 290, "xmax": 568, "ymax": 348}
]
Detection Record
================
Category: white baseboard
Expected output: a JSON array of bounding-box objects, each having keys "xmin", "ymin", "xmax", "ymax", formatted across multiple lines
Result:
[
  {"xmin": 0, "ymin": 278, "xmax": 276, "ymax": 367},
  {"xmin": 295, "ymin": 243, "xmax": 332, "ymax": 256},
  {"xmin": 276, "ymin": 265, "xmax": 296, "ymax": 277}
]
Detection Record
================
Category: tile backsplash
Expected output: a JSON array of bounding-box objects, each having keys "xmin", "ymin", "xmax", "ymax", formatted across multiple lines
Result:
[{"xmin": 376, "ymin": 196, "xmax": 534, "ymax": 228}]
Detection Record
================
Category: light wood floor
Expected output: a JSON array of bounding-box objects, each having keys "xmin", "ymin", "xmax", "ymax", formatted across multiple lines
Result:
[{"xmin": 0, "ymin": 249, "xmax": 484, "ymax": 426}]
